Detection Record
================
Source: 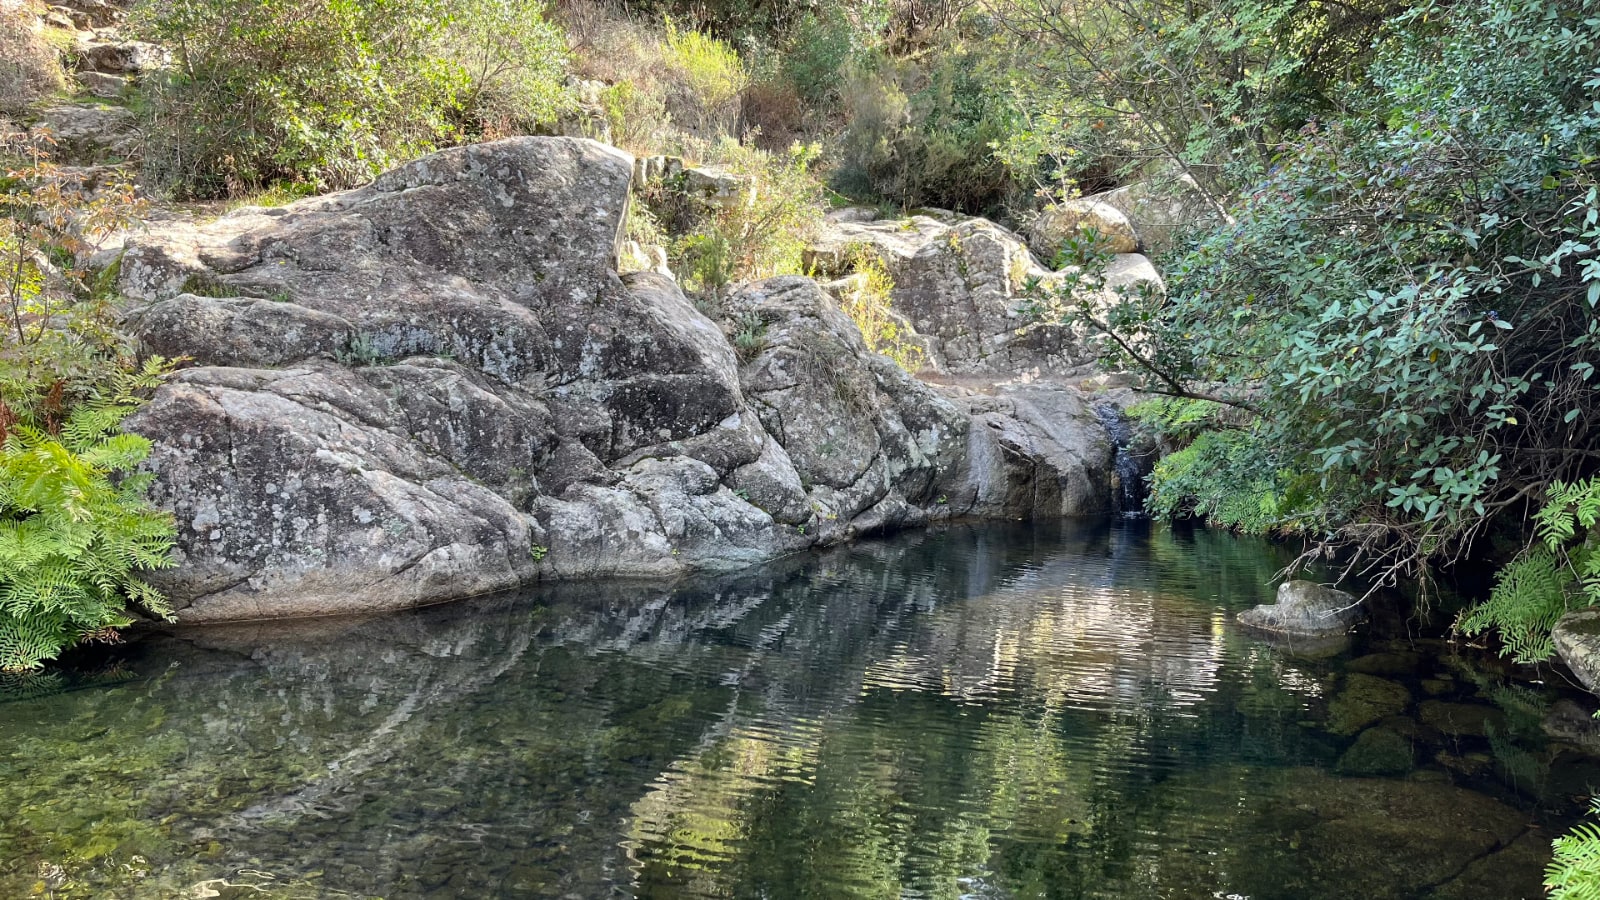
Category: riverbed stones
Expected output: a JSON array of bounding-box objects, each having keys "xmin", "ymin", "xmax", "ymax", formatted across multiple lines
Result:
[
  {"xmin": 1428, "ymin": 829, "xmax": 1556, "ymax": 900},
  {"xmin": 1158, "ymin": 765, "xmax": 1534, "ymax": 899},
  {"xmin": 1345, "ymin": 651, "xmax": 1425, "ymax": 677},
  {"xmin": 1326, "ymin": 674, "xmax": 1411, "ymax": 735},
  {"xmin": 1418, "ymin": 700, "xmax": 1507, "ymax": 738},
  {"xmin": 1238, "ymin": 580, "xmax": 1365, "ymax": 639},
  {"xmin": 1553, "ymin": 607, "xmax": 1600, "ymax": 695},
  {"xmin": 1336, "ymin": 727, "xmax": 1414, "ymax": 776},
  {"xmin": 117, "ymin": 137, "xmax": 1123, "ymax": 621}
]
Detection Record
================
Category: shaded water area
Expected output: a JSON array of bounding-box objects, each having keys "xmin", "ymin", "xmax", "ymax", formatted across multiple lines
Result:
[{"xmin": 3, "ymin": 521, "xmax": 1598, "ymax": 899}]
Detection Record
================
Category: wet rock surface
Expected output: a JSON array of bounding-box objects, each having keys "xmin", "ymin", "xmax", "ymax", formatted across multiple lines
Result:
[
  {"xmin": 118, "ymin": 137, "xmax": 1122, "ymax": 621},
  {"xmin": 1238, "ymin": 579, "xmax": 1366, "ymax": 639}
]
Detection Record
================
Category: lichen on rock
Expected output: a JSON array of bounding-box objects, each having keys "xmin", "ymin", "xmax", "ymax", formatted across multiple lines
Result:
[{"xmin": 117, "ymin": 137, "xmax": 1127, "ymax": 622}]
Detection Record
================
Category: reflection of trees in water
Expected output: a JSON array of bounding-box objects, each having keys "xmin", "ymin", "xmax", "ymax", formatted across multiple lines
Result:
[
  {"xmin": 1, "ymin": 522, "xmax": 1331, "ymax": 899},
  {"xmin": 620, "ymin": 523, "xmax": 1329, "ymax": 899}
]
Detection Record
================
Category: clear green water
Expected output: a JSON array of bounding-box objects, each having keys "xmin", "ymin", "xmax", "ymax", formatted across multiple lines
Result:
[{"xmin": 1, "ymin": 521, "xmax": 1594, "ymax": 899}]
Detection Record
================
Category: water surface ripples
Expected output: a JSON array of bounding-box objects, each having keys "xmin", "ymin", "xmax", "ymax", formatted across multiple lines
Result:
[{"xmin": 0, "ymin": 520, "xmax": 1590, "ymax": 899}]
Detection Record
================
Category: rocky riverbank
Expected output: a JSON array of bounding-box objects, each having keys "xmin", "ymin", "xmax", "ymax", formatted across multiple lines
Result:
[{"xmin": 112, "ymin": 136, "xmax": 1147, "ymax": 622}]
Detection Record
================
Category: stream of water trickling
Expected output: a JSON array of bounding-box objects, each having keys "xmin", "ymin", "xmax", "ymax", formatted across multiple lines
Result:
[{"xmin": 0, "ymin": 520, "xmax": 1592, "ymax": 899}]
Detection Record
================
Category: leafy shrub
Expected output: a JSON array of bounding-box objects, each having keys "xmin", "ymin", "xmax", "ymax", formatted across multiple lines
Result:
[
  {"xmin": 436, "ymin": 0, "xmax": 574, "ymax": 139},
  {"xmin": 662, "ymin": 20, "xmax": 747, "ymax": 136},
  {"xmin": 739, "ymin": 79, "xmax": 806, "ymax": 152},
  {"xmin": 837, "ymin": 245, "xmax": 925, "ymax": 372},
  {"xmin": 988, "ymin": 0, "xmax": 1401, "ymax": 206},
  {"xmin": 665, "ymin": 140, "xmax": 826, "ymax": 295},
  {"xmin": 0, "ymin": 4, "xmax": 65, "ymax": 115},
  {"xmin": 778, "ymin": 10, "xmax": 859, "ymax": 105},
  {"xmin": 730, "ymin": 311, "xmax": 767, "ymax": 362},
  {"xmin": 133, "ymin": 0, "xmax": 572, "ymax": 198},
  {"xmin": 836, "ymin": 47, "xmax": 1020, "ymax": 214},
  {"xmin": 1031, "ymin": 0, "xmax": 1600, "ymax": 587},
  {"xmin": 600, "ymin": 80, "xmax": 670, "ymax": 154},
  {"xmin": 1143, "ymin": 428, "xmax": 1320, "ymax": 535},
  {"xmin": 0, "ymin": 134, "xmax": 177, "ymax": 671}
]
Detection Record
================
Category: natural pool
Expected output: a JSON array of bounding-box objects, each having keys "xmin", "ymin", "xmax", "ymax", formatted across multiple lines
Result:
[{"xmin": 1, "ymin": 521, "xmax": 1594, "ymax": 899}]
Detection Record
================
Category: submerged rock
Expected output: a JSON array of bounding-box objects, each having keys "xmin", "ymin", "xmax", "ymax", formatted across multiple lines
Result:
[
  {"xmin": 1336, "ymin": 727, "xmax": 1414, "ymax": 776},
  {"xmin": 1238, "ymin": 580, "xmax": 1365, "ymax": 639},
  {"xmin": 1326, "ymin": 674, "xmax": 1412, "ymax": 736},
  {"xmin": 118, "ymin": 137, "xmax": 1121, "ymax": 622},
  {"xmin": 1158, "ymin": 765, "xmax": 1535, "ymax": 899},
  {"xmin": 1345, "ymin": 651, "xmax": 1425, "ymax": 677},
  {"xmin": 1417, "ymin": 700, "xmax": 1507, "ymax": 738}
]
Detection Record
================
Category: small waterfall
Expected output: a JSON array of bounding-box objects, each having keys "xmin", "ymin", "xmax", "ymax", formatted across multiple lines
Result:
[{"xmin": 1093, "ymin": 402, "xmax": 1151, "ymax": 519}]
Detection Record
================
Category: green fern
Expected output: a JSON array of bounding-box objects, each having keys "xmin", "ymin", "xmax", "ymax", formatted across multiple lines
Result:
[
  {"xmin": 1550, "ymin": 802, "xmax": 1600, "ymax": 900},
  {"xmin": 1539, "ymin": 478, "xmax": 1600, "ymax": 551},
  {"xmin": 1459, "ymin": 550, "xmax": 1569, "ymax": 663},
  {"xmin": 1459, "ymin": 478, "xmax": 1600, "ymax": 664},
  {"xmin": 0, "ymin": 354, "xmax": 177, "ymax": 672}
]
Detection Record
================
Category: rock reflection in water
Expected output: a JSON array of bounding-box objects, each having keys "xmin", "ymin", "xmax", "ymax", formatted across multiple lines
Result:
[{"xmin": 0, "ymin": 521, "xmax": 1579, "ymax": 899}]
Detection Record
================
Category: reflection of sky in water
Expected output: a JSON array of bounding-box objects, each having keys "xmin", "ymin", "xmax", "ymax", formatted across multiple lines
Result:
[{"xmin": 862, "ymin": 530, "xmax": 1228, "ymax": 711}]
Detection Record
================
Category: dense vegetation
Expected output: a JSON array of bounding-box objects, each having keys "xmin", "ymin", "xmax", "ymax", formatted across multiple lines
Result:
[
  {"xmin": 133, "ymin": 0, "xmax": 572, "ymax": 197},
  {"xmin": 5, "ymin": 0, "xmax": 1600, "ymax": 886},
  {"xmin": 0, "ymin": 134, "xmax": 177, "ymax": 671}
]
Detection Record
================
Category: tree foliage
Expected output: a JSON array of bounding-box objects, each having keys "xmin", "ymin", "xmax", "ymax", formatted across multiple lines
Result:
[{"xmin": 1033, "ymin": 0, "xmax": 1600, "ymax": 587}]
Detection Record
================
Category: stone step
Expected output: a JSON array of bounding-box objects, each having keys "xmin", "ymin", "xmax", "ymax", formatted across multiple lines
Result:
[
  {"xmin": 77, "ymin": 70, "xmax": 128, "ymax": 100},
  {"xmin": 75, "ymin": 39, "xmax": 167, "ymax": 77},
  {"xmin": 31, "ymin": 103, "xmax": 140, "ymax": 163},
  {"xmin": 52, "ymin": 0, "xmax": 127, "ymax": 28}
]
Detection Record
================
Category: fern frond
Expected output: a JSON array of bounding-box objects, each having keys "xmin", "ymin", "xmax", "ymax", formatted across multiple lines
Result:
[
  {"xmin": 1459, "ymin": 549, "xmax": 1570, "ymax": 663},
  {"xmin": 1549, "ymin": 810, "xmax": 1600, "ymax": 900}
]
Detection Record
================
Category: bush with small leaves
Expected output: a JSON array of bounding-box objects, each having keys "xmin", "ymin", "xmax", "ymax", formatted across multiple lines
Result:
[{"xmin": 133, "ymin": 0, "xmax": 572, "ymax": 198}]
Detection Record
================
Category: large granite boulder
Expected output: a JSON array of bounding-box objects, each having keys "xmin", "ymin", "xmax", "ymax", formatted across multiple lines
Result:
[
  {"xmin": 804, "ymin": 211, "xmax": 1162, "ymax": 379},
  {"xmin": 943, "ymin": 383, "xmax": 1118, "ymax": 519},
  {"xmin": 1097, "ymin": 175, "xmax": 1220, "ymax": 258},
  {"xmin": 118, "ymin": 137, "xmax": 1121, "ymax": 622}
]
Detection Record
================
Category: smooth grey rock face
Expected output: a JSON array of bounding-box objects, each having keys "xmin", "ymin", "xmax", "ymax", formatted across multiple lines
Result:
[
  {"xmin": 119, "ymin": 137, "xmax": 1123, "ymax": 621},
  {"xmin": 1238, "ymin": 580, "xmax": 1365, "ymax": 638},
  {"xmin": 1553, "ymin": 608, "xmax": 1600, "ymax": 694}
]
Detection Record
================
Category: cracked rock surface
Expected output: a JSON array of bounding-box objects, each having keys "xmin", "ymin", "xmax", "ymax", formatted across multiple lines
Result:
[{"xmin": 121, "ymin": 136, "xmax": 1122, "ymax": 621}]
